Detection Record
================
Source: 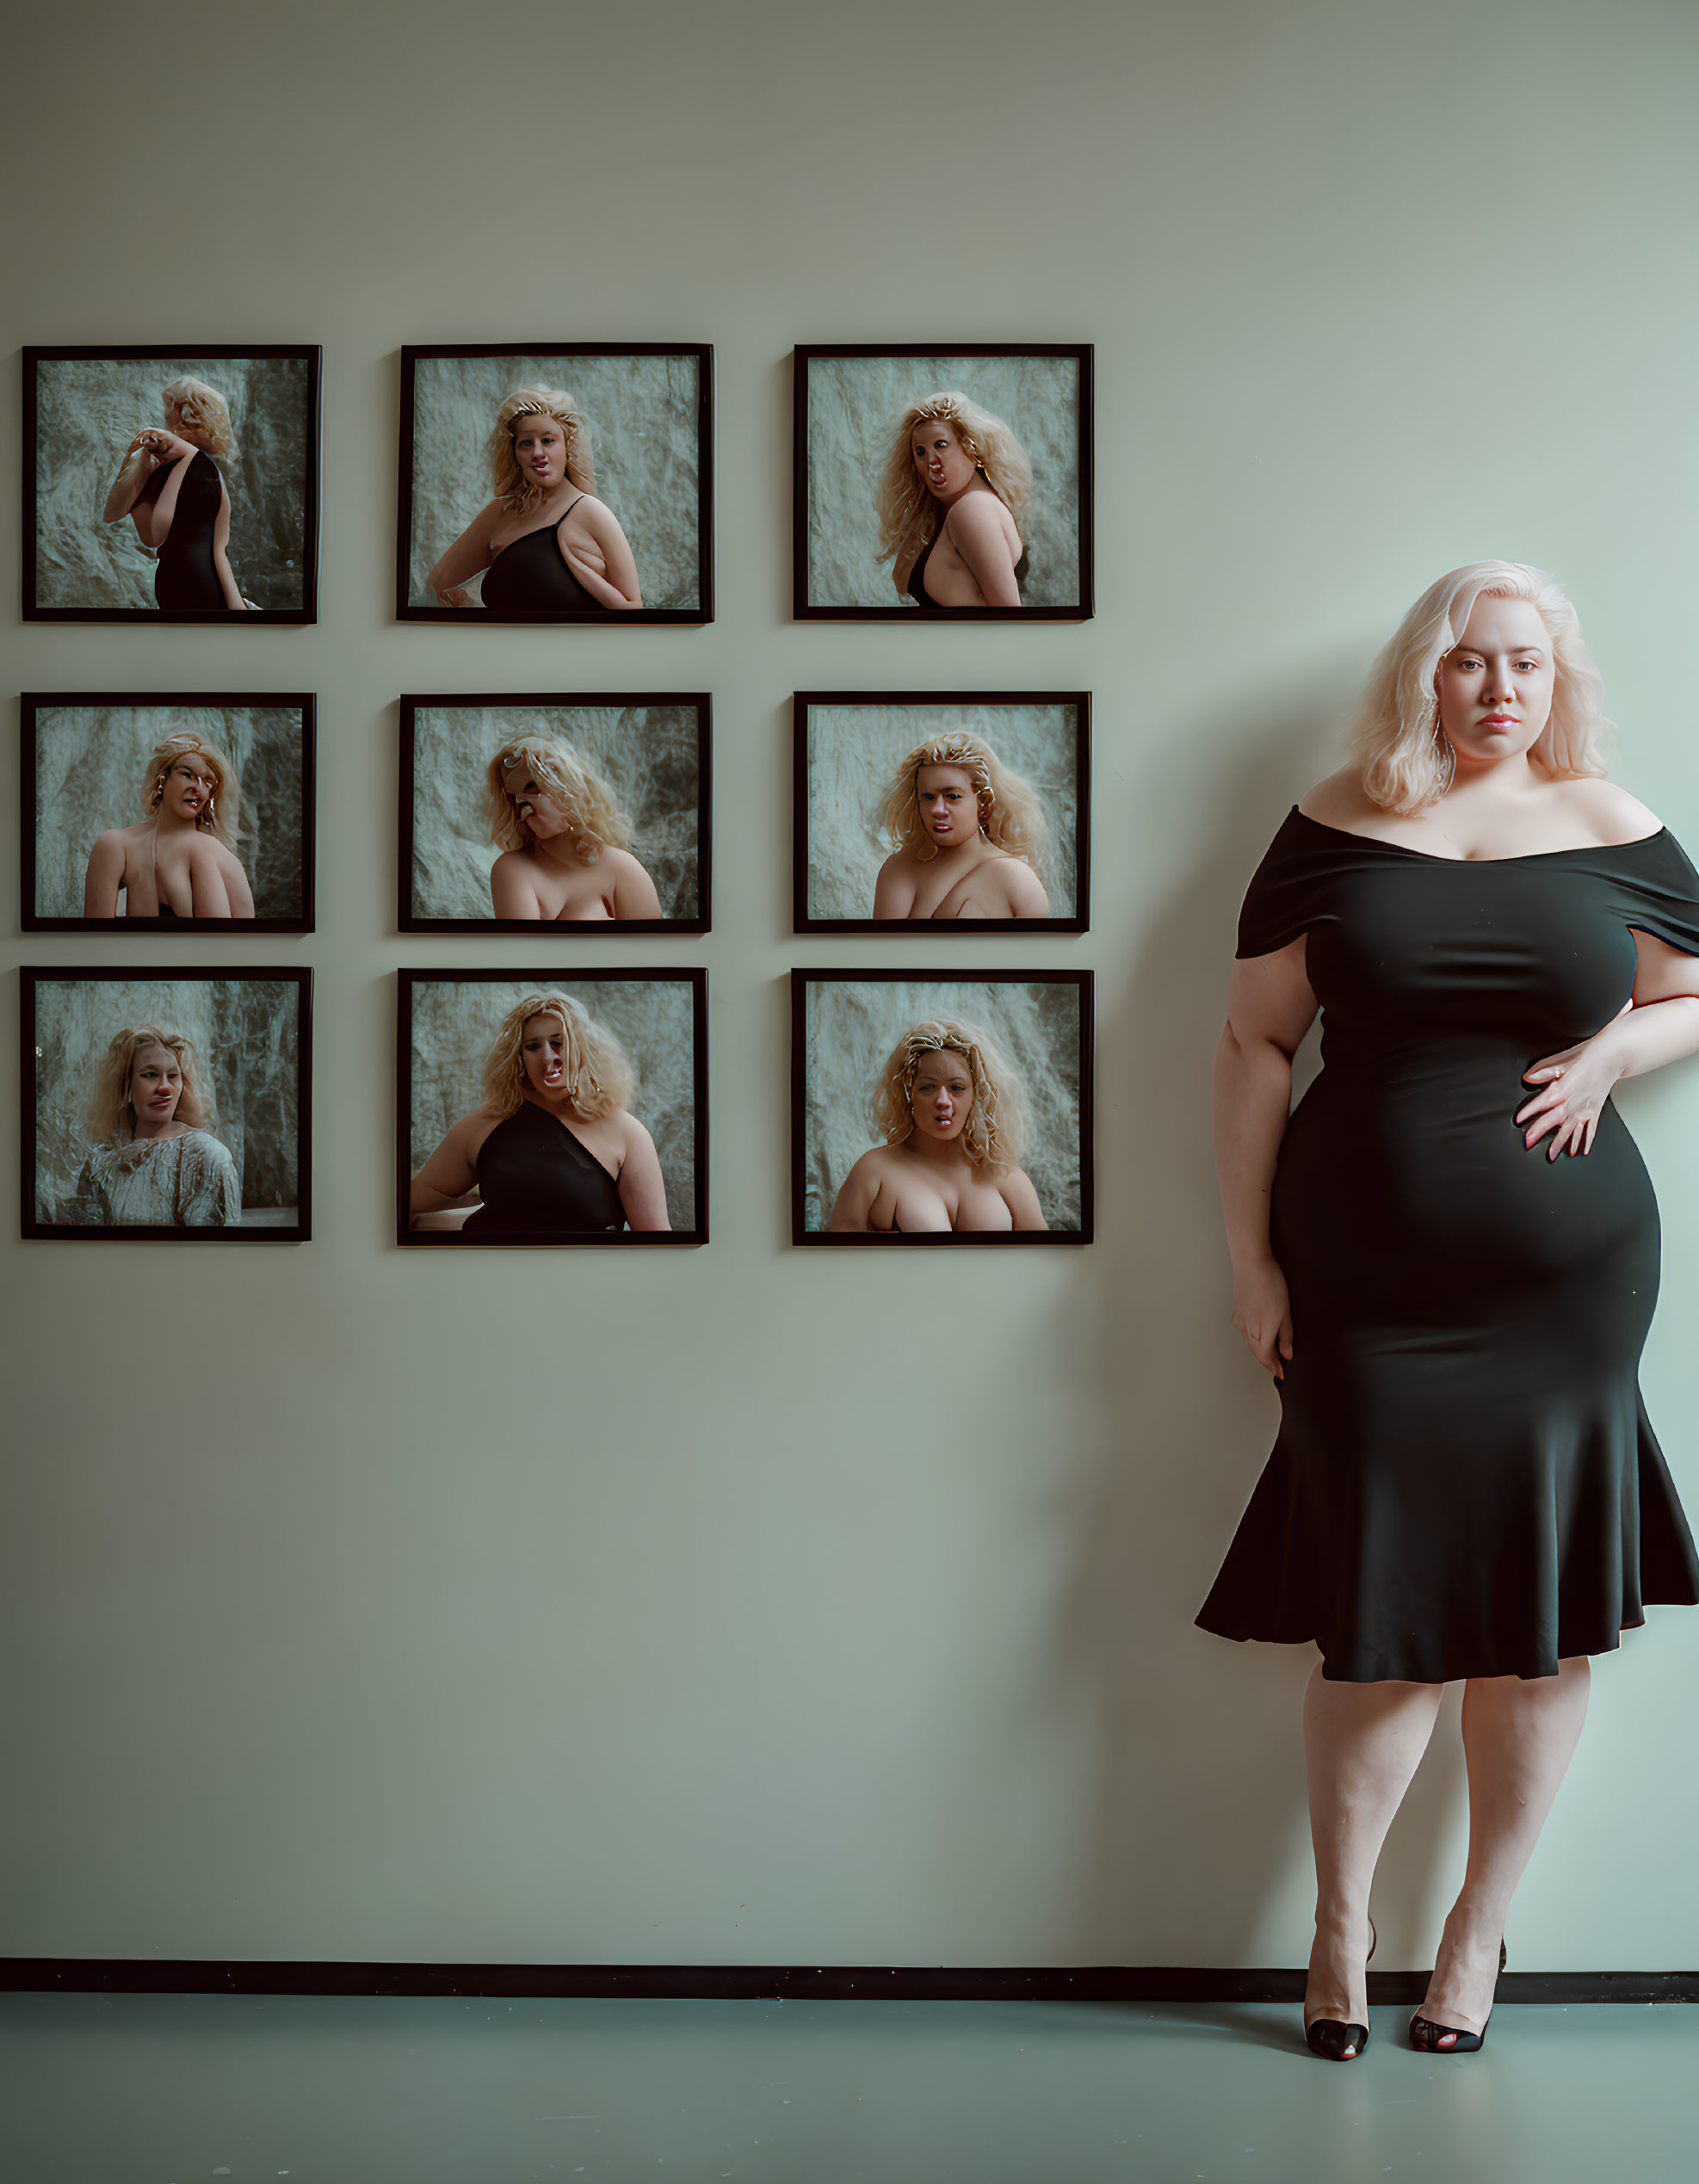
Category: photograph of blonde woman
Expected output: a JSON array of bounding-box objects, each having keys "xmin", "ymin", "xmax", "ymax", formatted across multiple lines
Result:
[
  {"xmin": 424, "ymin": 387, "xmax": 641, "ymax": 614},
  {"xmin": 83, "ymin": 733, "xmax": 253, "ymax": 919},
  {"xmin": 401, "ymin": 974, "xmax": 706, "ymax": 1243},
  {"xmin": 794, "ymin": 973, "xmax": 1090, "ymax": 1242},
  {"xmin": 794, "ymin": 346, "xmax": 1090, "ymax": 618},
  {"xmin": 400, "ymin": 697, "xmax": 706, "ymax": 931},
  {"xmin": 400, "ymin": 348, "xmax": 711, "ymax": 620},
  {"xmin": 794, "ymin": 694, "xmax": 1084, "ymax": 932},
  {"xmin": 25, "ymin": 696, "xmax": 313, "ymax": 931},
  {"xmin": 25, "ymin": 972, "xmax": 312, "ymax": 1239},
  {"xmin": 26, "ymin": 348, "xmax": 318, "ymax": 618}
]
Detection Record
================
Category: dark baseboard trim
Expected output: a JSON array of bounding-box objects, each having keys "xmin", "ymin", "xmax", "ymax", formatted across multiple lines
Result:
[{"xmin": 3, "ymin": 1959, "xmax": 1697, "ymax": 2005}]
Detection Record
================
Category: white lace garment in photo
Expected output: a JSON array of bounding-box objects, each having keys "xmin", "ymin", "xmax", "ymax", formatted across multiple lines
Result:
[{"xmin": 62, "ymin": 1130, "xmax": 241, "ymax": 1226}]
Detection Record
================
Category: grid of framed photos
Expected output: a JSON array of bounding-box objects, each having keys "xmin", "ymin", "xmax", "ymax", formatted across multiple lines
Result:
[{"xmin": 16, "ymin": 336, "xmax": 1095, "ymax": 1247}]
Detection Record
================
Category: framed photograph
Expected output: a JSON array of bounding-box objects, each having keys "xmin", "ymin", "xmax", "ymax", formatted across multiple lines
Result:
[
  {"xmin": 398, "ymin": 971, "xmax": 707, "ymax": 1246},
  {"xmin": 792, "ymin": 344, "xmax": 1092, "ymax": 620},
  {"xmin": 794, "ymin": 691, "xmax": 1089, "ymax": 933},
  {"xmin": 22, "ymin": 970, "xmax": 312, "ymax": 1240},
  {"xmin": 791, "ymin": 971, "xmax": 1092, "ymax": 1244},
  {"xmin": 397, "ymin": 345, "xmax": 713, "ymax": 623},
  {"xmin": 23, "ymin": 345, "xmax": 320, "ymax": 621},
  {"xmin": 399, "ymin": 693, "xmax": 708, "ymax": 934},
  {"xmin": 22, "ymin": 692, "xmax": 315, "ymax": 932}
]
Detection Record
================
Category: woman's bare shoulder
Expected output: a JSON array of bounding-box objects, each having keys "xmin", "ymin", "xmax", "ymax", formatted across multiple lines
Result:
[
  {"xmin": 1553, "ymin": 775, "xmax": 1662, "ymax": 842},
  {"xmin": 945, "ymin": 491, "xmax": 1007, "ymax": 544},
  {"xmin": 1295, "ymin": 768, "xmax": 1375, "ymax": 827}
]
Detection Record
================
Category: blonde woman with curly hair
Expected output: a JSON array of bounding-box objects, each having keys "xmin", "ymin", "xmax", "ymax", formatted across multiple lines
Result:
[
  {"xmin": 62, "ymin": 1024, "xmax": 239, "ymax": 1226},
  {"xmin": 826, "ymin": 1018, "xmax": 1044, "ymax": 1232},
  {"xmin": 102, "ymin": 376, "xmax": 249, "ymax": 611},
  {"xmin": 485, "ymin": 736, "xmax": 660, "ymax": 920},
  {"xmin": 877, "ymin": 392, "xmax": 1032, "ymax": 609},
  {"xmin": 425, "ymin": 386, "xmax": 642, "ymax": 612},
  {"xmin": 1200, "ymin": 562, "xmax": 1699, "ymax": 2064},
  {"xmin": 409, "ymin": 992, "xmax": 667, "ymax": 1234},
  {"xmin": 872, "ymin": 731, "xmax": 1050, "ymax": 918},
  {"xmin": 83, "ymin": 731, "xmax": 254, "ymax": 919}
]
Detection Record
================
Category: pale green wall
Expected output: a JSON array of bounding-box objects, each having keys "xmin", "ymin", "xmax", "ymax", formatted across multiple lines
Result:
[{"xmin": 4, "ymin": 0, "xmax": 1698, "ymax": 1970}]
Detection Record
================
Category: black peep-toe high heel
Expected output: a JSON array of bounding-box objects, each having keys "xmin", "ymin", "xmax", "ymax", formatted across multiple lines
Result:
[
  {"xmin": 1305, "ymin": 1916, "xmax": 1376, "ymax": 2062},
  {"xmin": 1408, "ymin": 1940, "xmax": 1507, "ymax": 2054}
]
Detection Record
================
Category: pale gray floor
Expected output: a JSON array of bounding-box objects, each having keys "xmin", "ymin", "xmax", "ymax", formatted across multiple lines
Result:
[{"xmin": 3, "ymin": 1995, "xmax": 1696, "ymax": 2183}]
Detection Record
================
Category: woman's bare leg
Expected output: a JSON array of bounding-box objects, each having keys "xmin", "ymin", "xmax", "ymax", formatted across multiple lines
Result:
[
  {"xmin": 1304, "ymin": 1665, "xmax": 1445, "ymax": 2034},
  {"xmin": 1414, "ymin": 1656, "xmax": 1591, "ymax": 2040}
]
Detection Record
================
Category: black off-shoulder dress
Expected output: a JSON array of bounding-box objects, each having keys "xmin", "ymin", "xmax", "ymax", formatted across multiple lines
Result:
[{"xmin": 1196, "ymin": 808, "xmax": 1699, "ymax": 1682}]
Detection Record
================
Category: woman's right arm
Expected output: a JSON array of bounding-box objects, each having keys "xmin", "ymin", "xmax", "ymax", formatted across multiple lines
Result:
[
  {"xmin": 1214, "ymin": 939, "xmax": 1318, "ymax": 1379},
  {"xmin": 103, "ymin": 437, "xmax": 158, "ymax": 523},
  {"xmin": 408, "ymin": 1114, "xmax": 484, "ymax": 1220},
  {"xmin": 426, "ymin": 503, "xmax": 502, "ymax": 606},
  {"xmin": 825, "ymin": 1153, "xmax": 880, "ymax": 1231},
  {"xmin": 84, "ymin": 833, "xmax": 126, "ymax": 917}
]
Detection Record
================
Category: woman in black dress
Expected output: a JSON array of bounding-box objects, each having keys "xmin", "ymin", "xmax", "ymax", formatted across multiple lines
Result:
[
  {"xmin": 425, "ymin": 387, "xmax": 642, "ymax": 613},
  {"xmin": 102, "ymin": 376, "xmax": 249, "ymax": 611},
  {"xmin": 408, "ymin": 991, "xmax": 668, "ymax": 1235},
  {"xmin": 1200, "ymin": 562, "xmax": 1699, "ymax": 2060}
]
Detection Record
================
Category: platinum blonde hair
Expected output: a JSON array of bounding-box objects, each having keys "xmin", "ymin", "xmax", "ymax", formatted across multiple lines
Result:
[
  {"xmin": 142, "ymin": 731, "xmax": 242, "ymax": 848},
  {"xmin": 486, "ymin": 386, "xmax": 596, "ymax": 512},
  {"xmin": 875, "ymin": 392, "xmax": 1033, "ymax": 577},
  {"xmin": 878, "ymin": 731, "xmax": 1050, "ymax": 871},
  {"xmin": 869, "ymin": 1017, "xmax": 1027, "ymax": 1170},
  {"xmin": 484, "ymin": 735, "xmax": 633, "ymax": 863},
  {"xmin": 1354, "ymin": 561, "xmax": 1611, "ymax": 815},
  {"xmin": 87, "ymin": 1024, "xmax": 213, "ymax": 1145},
  {"xmin": 480, "ymin": 993, "xmax": 634, "ymax": 1123},
  {"xmin": 161, "ymin": 376, "xmax": 238, "ymax": 467}
]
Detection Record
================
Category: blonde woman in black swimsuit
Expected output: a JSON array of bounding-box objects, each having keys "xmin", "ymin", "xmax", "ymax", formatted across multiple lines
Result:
[
  {"xmin": 83, "ymin": 731, "xmax": 254, "ymax": 919},
  {"xmin": 409, "ymin": 992, "xmax": 668, "ymax": 1235},
  {"xmin": 102, "ymin": 377, "xmax": 249, "ymax": 611},
  {"xmin": 877, "ymin": 392, "xmax": 1030, "ymax": 608},
  {"xmin": 425, "ymin": 387, "xmax": 643, "ymax": 612}
]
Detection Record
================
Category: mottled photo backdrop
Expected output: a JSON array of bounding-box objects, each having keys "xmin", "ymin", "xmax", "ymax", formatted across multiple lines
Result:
[
  {"xmin": 28, "ymin": 699, "xmax": 310, "ymax": 926},
  {"xmin": 403, "ymin": 350, "xmax": 707, "ymax": 614},
  {"xmin": 405, "ymin": 700, "xmax": 704, "ymax": 926},
  {"xmin": 29, "ymin": 973, "xmax": 307, "ymax": 1231},
  {"xmin": 29, "ymin": 352, "xmax": 314, "ymax": 614},
  {"xmin": 796, "ymin": 976, "xmax": 1088, "ymax": 1236},
  {"xmin": 800, "ymin": 697, "xmax": 1083, "ymax": 926},
  {"xmin": 800, "ymin": 350, "xmax": 1085, "ymax": 610},
  {"xmin": 405, "ymin": 976, "xmax": 702, "ymax": 1237}
]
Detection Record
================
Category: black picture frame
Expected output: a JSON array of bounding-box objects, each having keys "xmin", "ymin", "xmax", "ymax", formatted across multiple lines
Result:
[
  {"xmin": 22, "ymin": 690, "xmax": 317, "ymax": 934},
  {"xmin": 21, "ymin": 967, "xmax": 314, "ymax": 1242},
  {"xmin": 397, "ymin": 968, "xmax": 709, "ymax": 1247},
  {"xmin": 789, "ymin": 968, "xmax": 1094, "ymax": 1245},
  {"xmin": 22, "ymin": 345, "xmax": 322, "ymax": 624},
  {"xmin": 792, "ymin": 689, "xmax": 1090, "ymax": 935},
  {"xmin": 396, "ymin": 344, "xmax": 714, "ymax": 625},
  {"xmin": 398, "ymin": 692, "xmax": 711, "ymax": 935},
  {"xmin": 791, "ymin": 343, "xmax": 1094, "ymax": 621}
]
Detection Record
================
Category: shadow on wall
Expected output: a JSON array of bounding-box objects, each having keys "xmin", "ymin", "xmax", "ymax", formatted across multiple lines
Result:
[
  {"xmin": 1053, "ymin": 688, "xmax": 1467, "ymax": 1969},
  {"xmin": 34, "ymin": 356, "xmax": 310, "ymax": 611}
]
